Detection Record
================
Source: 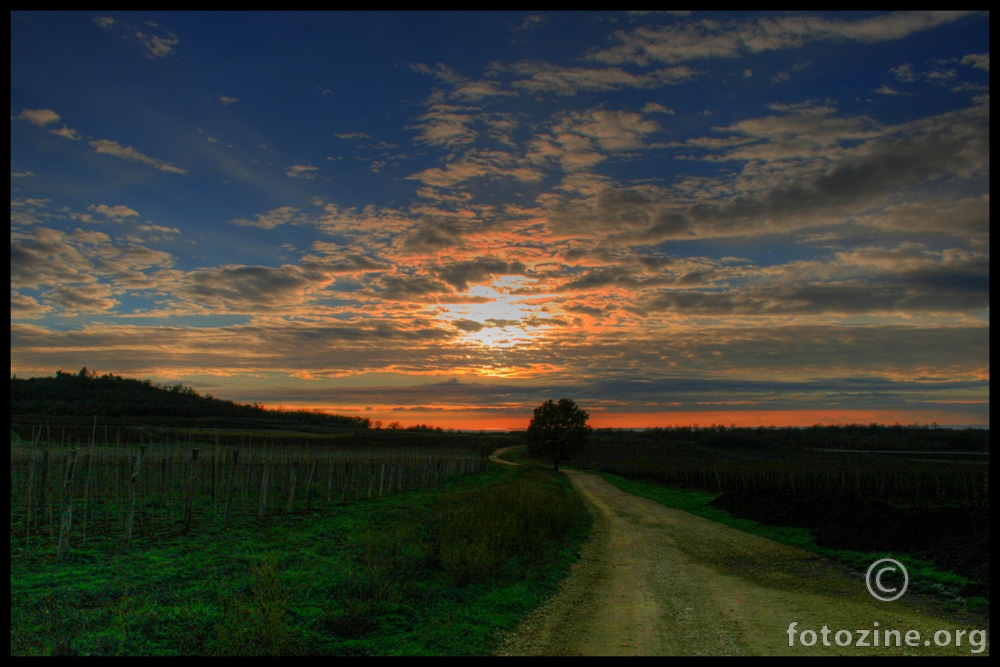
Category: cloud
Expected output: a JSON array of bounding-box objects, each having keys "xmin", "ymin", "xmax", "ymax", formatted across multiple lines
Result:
[
  {"xmin": 407, "ymin": 103, "xmax": 478, "ymax": 147},
  {"xmin": 960, "ymin": 53, "xmax": 989, "ymax": 71},
  {"xmin": 410, "ymin": 62, "xmax": 513, "ymax": 103},
  {"xmin": 407, "ymin": 149, "xmax": 543, "ymax": 188},
  {"xmin": 453, "ymin": 319, "xmax": 485, "ymax": 332},
  {"xmin": 92, "ymin": 16, "xmax": 115, "ymax": 28},
  {"xmin": 511, "ymin": 14, "xmax": 548, "ymax": 32},
  {"xmin": 88, "ymin": 204, "xmax": 141, "ymax": 221},
  {"xmin": 18, "ymin": 109, "xmax": 61, "ymax": 127},
  {"xmin": 372, "ymin": 274, "xmax": 453, "ymax": 301},
  {"xmin": 336, "ymin": 131, "xmax": 371, "ymax": 140},
  {"xmin": 89, "ymin": 139, "xmax": 189, "ymax": 174},
  {"xmin": 400, "ymin": 217, "xmax": 468, "ymax": 255},
  {"xmin": 890, "ymin": 63, "xmax": 916, "ymax": 82},
  {"xmin": 219, "ymin": 96, "xmax": 239, "ymax": 105},
  {"xmin": 286, "ymin": 164, "xmax": 319, "ymax": 179},
  {"xmin": 44, "ymin": 282, "xmax": 119, "ymax": 314},
  {"xmin": 164, "ymin": 263, "xmax": 338, "ymax": 313},
  {"xmin": 924, "ymin": 67, "xmax": 957, "ymax": 83},
  {"xmin": 874, "ymin": 84, "xmax": 903, "ymax": 95},
  {"xmin": 505, "ymin": 62, "xmax": 698, "ymax": 95},
  {"xmin": 136, "ymin": 30, "xmax": 178, "ymax": 58},
  {"xmin": 589, "ymin": 12, "xmax": 974, "ymax": 66},
  {"xmin": 10, "ymin": 225, "xmax": 174, "ymax": 315},
  {"xmin": 542, "ymin": 98, "xmax": 988, "ymax": 247},
  {"xmin": 559, "ymin": 108, "xmax": 660, "ymax": 152},
  {"xmin": 10, "ymin": 291, "xmax": 51, "ymax": 318},
  {"xmin": 48, "ymin": 125, "xmax": 82, "ymax": 140},
  {"xmin": 230, "ymin": 206, "xmax": 306, "ymax": 229},
  {"xmin": 642, "ymin": 102, "xmax": 675, "ymax": 114},
  {"xmin": 433, "ymin": 257, "xmax": 527, "ymax": 291}
]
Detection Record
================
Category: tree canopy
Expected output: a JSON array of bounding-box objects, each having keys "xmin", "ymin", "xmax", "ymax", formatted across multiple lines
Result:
[{"xmin": 526, "ymin": 399, "xmax": 591, "ymax": 470}]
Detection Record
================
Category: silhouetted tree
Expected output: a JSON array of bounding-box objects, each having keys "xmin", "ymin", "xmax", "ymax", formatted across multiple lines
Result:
[{"xmin": 526, "ymin": 399, "xmax": 591, "ymax": 471}]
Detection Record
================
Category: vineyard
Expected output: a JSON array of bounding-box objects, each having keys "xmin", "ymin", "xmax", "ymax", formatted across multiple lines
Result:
[
  {"xmin": 576, "ymin": 427, "xmax": 989, "ymax": 508},
  {"xmin": 574, "ymin": 427, "xmax": 990, "ymax": 587},
  {"xmin": 10, "ymin": 429, "xmax": 489, "ymax": 558}
]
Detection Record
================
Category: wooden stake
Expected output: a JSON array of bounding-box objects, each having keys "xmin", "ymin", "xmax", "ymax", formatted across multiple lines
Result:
[
  {"xmin": 124, "ymin": 446, "xmax": 148, "ymax": 550},
  {"xmin": 56, "ymin": 449, "xmax": 78, "ymax": 561}
]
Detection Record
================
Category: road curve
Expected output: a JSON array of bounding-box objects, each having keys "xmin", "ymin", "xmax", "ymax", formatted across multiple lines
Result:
[
  {"xmin": 489, "ymin": 445, "xmax": 522, "ymax": 466},
  {"xmin": 497, "ymin": 470, "xmax": 988, "ymax": 656}
]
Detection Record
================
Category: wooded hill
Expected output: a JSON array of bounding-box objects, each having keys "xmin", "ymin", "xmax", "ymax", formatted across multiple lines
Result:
[{"xmin": 10, "ymin": 368, "xmax": 370, "ymax": 431}]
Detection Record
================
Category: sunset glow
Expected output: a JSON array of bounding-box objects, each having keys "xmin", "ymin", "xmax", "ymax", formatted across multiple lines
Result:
[{"xmin": 10, "ymin": 12, "xmax": 989, "ymax": 429}]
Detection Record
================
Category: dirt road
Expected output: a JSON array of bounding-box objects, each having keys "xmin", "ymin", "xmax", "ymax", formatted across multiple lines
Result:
[{"xmin": 497, "ymin": 469, "xmax": 989, "ymax": 656}]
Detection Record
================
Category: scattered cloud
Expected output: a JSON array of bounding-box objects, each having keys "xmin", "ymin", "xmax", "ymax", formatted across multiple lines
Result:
[
  {"xmin": 589, "ymin": 12, "xmax": 974, "ymax": 66},
  {"xmin": 642, "ymin": 102, "xmax": 675, "ymax": 115},
  {"xmin": 219, "ymin": 96, "xmax": 239, "ymax": 105},
  {"xmin": 48, "ymin": 125, "xmax": 82, "ymax": 140},
  {"xmin": 18, "ymin": 109, "xmax": 61, "ymax": 127},
  {"xmin": 961, "ymin": 53, "xmax": 989, "ymax": 71},
  {"xmin": 230, "ymin": 206, "xmax": 307, "ymax": 229},
  {"xmin": 890, "ymin": 63, "xmax": 916, "ymax": 82},
  {"xmin": 510, "ymin": 14, "xmax": 548, "ymax": 32},
  {"xmin": 87, "ymin": 204, "xmax": 140, "ymax": 221},
  {"xmin": 286, "ymin": 164, "xmax": 319, "ymax": 179},
  {"xmin": 874, "ymin": 84, "xmax": 903, "ymax": 95},
  {"xmin": 136, "ymin": 29, "xmax": 179, "ymax": 58},
  {"xmin": 89, "ymin": 139, "xmax": 189, "ymax": 175},
  {"xmin": 505, "ymin": 62, "xmax": 698, "ymax": 95}
]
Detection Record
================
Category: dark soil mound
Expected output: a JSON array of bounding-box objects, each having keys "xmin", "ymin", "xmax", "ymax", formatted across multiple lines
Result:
[{"xmin": 710, "ymin": 491, "xmax": 989, "ymax": 591}]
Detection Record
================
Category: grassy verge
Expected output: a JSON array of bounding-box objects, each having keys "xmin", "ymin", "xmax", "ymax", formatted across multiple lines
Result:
[
  {"xmin": 11, "ymin": 464, "xmax": 591, "ymax": 656},
  {"xmin": 584, "ymin": 470, "xmax": 988, "ymax": 616}
]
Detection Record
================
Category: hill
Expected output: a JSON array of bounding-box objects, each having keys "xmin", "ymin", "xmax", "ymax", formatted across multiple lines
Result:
[{"xmin": 10, "ymin": 368, "xmax": 369, "ymax": 431}]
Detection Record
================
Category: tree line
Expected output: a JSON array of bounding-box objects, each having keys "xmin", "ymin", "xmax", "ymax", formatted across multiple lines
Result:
[{"xmin": 10, "ymin": 368, "xmax": 370, "ymax": 430}]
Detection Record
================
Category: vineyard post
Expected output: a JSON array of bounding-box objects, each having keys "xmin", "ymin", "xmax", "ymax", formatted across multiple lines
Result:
[
  {"xmin": 182, "ymin": 448, "xmax": 200, "ymax": 535},
  {"xmin": 56, "ymin": 449, "xmax": 78, "ymax": 561},
  {"xmin": 25, "ymin": 451, "xmax": 36, "ymax": 541},
  {"xmin": 325, "ymin": 461, "xmax": 334, "ymax": 505},
  {"xmin": 258, "ymin": 458, "xmax": 270, "ymax": 519},
  {"xmin": 81, "ymin": 449, "xmax": 92, "ymax": 546},
  {"xmin": 286, "ymin": 462, "xmax": 298, "ymax": 514},
  {"xmin": 341, "ymin": 461, "xmax": 351, "ymax": 503},
  {"xmin": 37, "ymin": 449, "xmax": 50, "ymax": 534},
  {"xmin": 124, "ymin": 446, "xmax": 149, "ymax": 550},
  {"xmin": 222, "ymin": 449, "xmax": 239, "ymax": 528},
  {"xmin": 304, "ymin": 460, "xmax": 317, "ymax": 512}
]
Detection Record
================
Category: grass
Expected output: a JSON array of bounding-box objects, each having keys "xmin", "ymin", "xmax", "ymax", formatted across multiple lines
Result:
[
  {"xmin": 10, "ymin": 463, "xmax": 591, "ymax": 656},
  {"xmin": 584, "ymin": 469, "xmax": 988, "ymax": 616}
]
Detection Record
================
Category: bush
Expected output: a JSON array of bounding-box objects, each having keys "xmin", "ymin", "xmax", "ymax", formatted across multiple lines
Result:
[
  {"xmin": 433, "ymin": 470, "xmax": 584, "ymax": 585},
  {"xmin": 213, "ymin": 556, "xmax": 294, "ymax": 655}
]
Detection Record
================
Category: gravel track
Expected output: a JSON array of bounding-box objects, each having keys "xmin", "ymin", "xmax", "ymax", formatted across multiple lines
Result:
[{"xmin": 496, "ymin": 469, "xmax": 989, "ymax": 656}]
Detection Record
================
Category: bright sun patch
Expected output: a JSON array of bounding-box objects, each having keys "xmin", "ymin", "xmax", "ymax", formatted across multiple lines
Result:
[{"xmin": 437, "ymin": 275, "xmax": 557, "ymax": 348}]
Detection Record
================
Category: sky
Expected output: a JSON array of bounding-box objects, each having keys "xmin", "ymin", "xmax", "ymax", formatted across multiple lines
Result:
[{"xmin": 10, "ymin": 11, "xmax": 990, "ymax": 429}]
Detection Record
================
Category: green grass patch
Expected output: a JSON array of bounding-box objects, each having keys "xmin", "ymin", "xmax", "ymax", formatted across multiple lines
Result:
[
  {"xmin": 11, "ymin": 464, "xmax": 591, "ymax": 656},
  {"xmin": 584, "ymin": 470, "xmax": 987, "ymax": 615}
]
